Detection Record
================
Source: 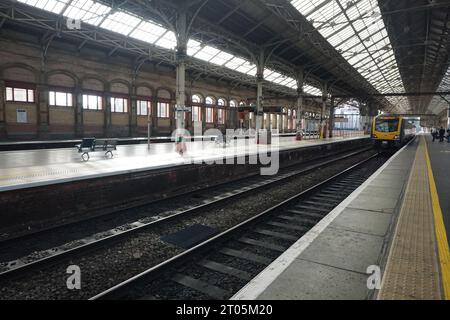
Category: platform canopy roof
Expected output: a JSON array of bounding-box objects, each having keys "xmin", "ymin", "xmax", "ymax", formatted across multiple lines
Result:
[
  {"xmin": 1, "ymin": 0, "xmax": 449, "ymax": 116},
  {"xmin": 379, "ymin": 0, "xmax": 450, "ymax": 119}
]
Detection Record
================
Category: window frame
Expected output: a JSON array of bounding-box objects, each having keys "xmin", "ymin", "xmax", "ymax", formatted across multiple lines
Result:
[
  {"xmin": 205, "ymin": 96, "xmax": 215, "ymax": 105},
  {"xmin": 5, "ymin": 82, "xmax": 36, "ymax": 103},
  {"xmin": 217, "ymin": 108, "xmax": 225, "ymax": 124},
  {"xmin": 205, "ymin": 107, "xmax": 214, "ymax": 123},
  {"xmin": 137, "ymin": 99, "xmax": 152, "ymax": 116},
  {"xmin": 110, "ymin": 96, "xmax": 129, "ymax": 113},
  {"xmin": 192, "ymin": 105, "xmax": 202, "ymax": 122},
  {"xmin": 49, "ymin": 89, "xmax": 73, "ymax": 107},
  {"xmin": 191, "ymin": 94, "xmax": 202, "ymax": 104},
  {"xmin": 82, "ymin": 92, "xmax": 103, "ymax": 111},
  {"xmin": 157, "ymin": 101, "xmax": 170, "ymax": 118},
  {"xmin": 217, "ymin": 98, "xmax": 226, "ymax": 106}
]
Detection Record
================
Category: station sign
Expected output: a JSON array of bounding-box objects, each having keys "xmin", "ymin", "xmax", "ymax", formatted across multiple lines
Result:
[{"xmin": 174, "ymin": 105, "xmax": 191, "ymax": 112}]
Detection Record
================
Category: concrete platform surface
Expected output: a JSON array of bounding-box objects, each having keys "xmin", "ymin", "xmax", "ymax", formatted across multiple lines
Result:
[
  {"xmin": 0, "ymin": 135, "xmax": 367, "ymax": 192},
  {"xmin": 232, "ymin": 137, "xmax": 419, "ymax": 300}
]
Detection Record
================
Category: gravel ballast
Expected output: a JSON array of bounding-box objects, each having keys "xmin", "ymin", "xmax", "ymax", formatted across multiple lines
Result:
[{"xmin": 0, "ymin": 150, "xmax": 378, "ymax": 300}]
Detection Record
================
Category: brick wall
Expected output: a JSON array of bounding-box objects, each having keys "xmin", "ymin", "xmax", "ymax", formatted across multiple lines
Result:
[{"xmin": 0, "ymin": 32, "xmax": 323, "ymax": 140}]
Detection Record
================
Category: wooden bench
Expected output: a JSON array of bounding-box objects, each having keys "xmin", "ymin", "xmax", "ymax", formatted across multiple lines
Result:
[{"xmin": 76, "ymin": 138, "xmax": 117, "ymax": 161}]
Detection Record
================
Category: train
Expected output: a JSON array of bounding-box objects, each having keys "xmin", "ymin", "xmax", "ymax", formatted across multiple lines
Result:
[{"xmin": 371, "ymin": 115, "xmax": 416, "ymax": 147}]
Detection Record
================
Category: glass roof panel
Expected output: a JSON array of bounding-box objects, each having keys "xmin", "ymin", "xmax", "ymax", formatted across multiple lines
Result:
[
  {"xmin": 428, "ymin": 67, "xmax": 450, "ymax": 114},
  {"xmin": 290, "ymin": 0, "xmax": 408, "ymax": 111},
  {"xmin": 19, "ymin": 0, "xmax": 308, "ymax": 95},
  {"xmin": 264, "ymin": 68, "xmax": 285, "ymax": 82},
  {"xmin": 17, "ymin": 0, "xmax": 71, "ymax": 14},
  {"xmin": 100, "ymin": 11, "xmax": 141, "ymax": 36},
  {"xmin": 209, "ymin": 51, "xmax": 234, "ymax": 66},
  {"xmin": 236, "ymin": 61, "xmax": 256, "ymax": 74},
  {"xmin": 278, "ymin": 77, "xmax": 296, "ymax": 86},
  {"xmin": 291, "ymin": 0, "xmax": 328, "ymax": 17},
  {"xmin": 224, "ymin": 57, "xmax": 246, "ymax": 70},
  {"xmin": 129, "ymin": 20, "xmax": 168, "ymax": 44},
  {"xmin": 304, "ymin": 84, "xmax": 321, "ymax": 95},
  {"xmin": 155, "ymin": 31, "xmax": 176, "ymax": 50},
  {"xmin": 63, "ymin": 0, "xmax": 111, "ymax": 26},
  {"xmin": 194, "ymin": 45, "xmax": 221, "ymax": 62},
  {"xmin": 187, "ymin": 39, "xmax": 202, "ymax": 56}
]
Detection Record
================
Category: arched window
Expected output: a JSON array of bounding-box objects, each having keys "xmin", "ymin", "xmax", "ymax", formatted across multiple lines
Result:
[
  {"xmin": 192, "ymin": 94, "xmax": 201, "ymax": 104},
  {"xmin": 230, "ymin": 100, "xmax": 237, "ymax": 107},
  {"xmin": 191, "ymin": 94, "xmax": 202, "ymax": 122},
  {"xmin": 218, "ymin": 98, "xmax": 226, "ymax": 106},
  {"xmin": 205, "ymin": 96, "xmax": 215, "ymax": 123},
  {"xmin": 205, "ymin": 96, "xmax": 215, "ymax": 105}
]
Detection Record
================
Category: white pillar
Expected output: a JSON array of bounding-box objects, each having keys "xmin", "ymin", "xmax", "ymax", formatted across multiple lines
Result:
[
  {"xmin": 295, "ymin": 70, "xmax": 304, "ymax": 140},
  {"xmin": 255, "ymin": 50, "xmax": 264, "ymax": 137},
  {"xmin": 329, "ymin": 97, "xmax": 335, "ymax": 138},
  {"xmin": 321, "ymin": 83, "xmax": 328, "ymax": 140},
  {"xmin": 175, "ymin": 8, "xmax": 187, "ymax": 134},
  {"xmin": 447, "ymin": 107, "xmax": 450, "ymax": 128}
]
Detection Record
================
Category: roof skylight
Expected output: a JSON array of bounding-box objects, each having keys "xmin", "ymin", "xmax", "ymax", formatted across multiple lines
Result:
[
  {"xmin": 428, "ymin": 67, "xmax": 450, "ymax": 115},
  {"xmin": 63, "ymin": 0, "xmax": 111, "ymax": 26},
  {"xmin": 290, "ymin": 0, "xmax": 408, "ymax": 112},
  {"xmin": 100, "ymin": 11, "xmax": 141, "ymax": 36},
  {"xmin": 15, "ymin": 0, "xmax": 322, "ymax": 96},
  {"xmin": 17, "ymin": 0, "xmax": 70, "ymax": 14}
]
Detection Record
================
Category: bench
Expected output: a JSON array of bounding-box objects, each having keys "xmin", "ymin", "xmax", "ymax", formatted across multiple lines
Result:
[{"xmin": 76, "ymin": 138, "xmax": 117, "ymax": 161}]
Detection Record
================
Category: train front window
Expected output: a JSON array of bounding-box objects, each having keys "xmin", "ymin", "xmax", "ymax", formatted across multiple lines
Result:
[{"xmin": 375, "ymin": 119, "xmax": 399, "ymax": 132}]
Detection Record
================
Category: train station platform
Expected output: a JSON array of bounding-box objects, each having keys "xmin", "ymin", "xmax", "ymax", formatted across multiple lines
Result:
[
  {"xmin": 0, "ymin": 134, "xmax": 372, "ymax": 241},
  {"xmin": 232, "ymin": 135, "xmax": 450, "ymax": 300},
  {"xmin": 0, "ymin": 135, "xmax": 366, "ymax": 192},
  {"xmin": 0, "ymin": 133, "xmax": 298, "ymax": 151}
]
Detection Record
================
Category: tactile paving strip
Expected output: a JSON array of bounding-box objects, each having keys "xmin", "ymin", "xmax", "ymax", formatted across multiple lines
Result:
[{"xmin": 379, "ymin": 137, "xmax": 442, "ymax": 300}]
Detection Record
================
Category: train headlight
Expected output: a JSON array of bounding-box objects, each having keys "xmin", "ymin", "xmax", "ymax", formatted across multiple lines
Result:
[{"xmin": 394, "ymin": 135, "xmax": 400, "ymax": 140}]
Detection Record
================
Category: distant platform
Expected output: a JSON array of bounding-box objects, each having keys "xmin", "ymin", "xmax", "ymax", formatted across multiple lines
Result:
[
  {"xmin": 0, "ymin": 133, "xmax": 298, "ymax": 151},
  {"xmin": 0, "ymin": 135, "xmax": 368, "ymax": 193},
  {"xmin": 233, "ymin": 134, "xmax": 450, "ymax": 300}
]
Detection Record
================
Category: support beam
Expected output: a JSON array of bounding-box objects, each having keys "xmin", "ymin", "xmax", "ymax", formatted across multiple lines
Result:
[
  {"xmin": 295, "ymin": 68, "xmax": 304, "ymax": 141},
  {"xmin": 448, "ymin": 107, "xmax": 450, "ymax": 129},
  {"xmin": 0, "ymin": 80, "xmax": 6, "ymax": 139},
  {"xmin": 320, "ymin": 82, "xmax": 328, "ymax": 140},
  {"xmin": 255, "ymin": 49, "xmax": 265, "ymax": 137},
  {"xmin": 74, "ymin": 86, "xmax": 84, "ymax": 137},
  {"xmin": 175, "ymin": 6, "xmax": 188, "ymax": 135},
  {"xmin": 36, "ymin": 83, "xmax": 49, "ymax": 139},
  {"xmin": 329, "ymin": 96, "xmax": 335, "ymax": 138}
]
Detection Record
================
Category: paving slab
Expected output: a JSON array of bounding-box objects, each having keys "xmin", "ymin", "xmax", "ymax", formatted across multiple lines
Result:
[
  {"xmin": 257, "ymin": 259, "xmax": 369, "ymax": 300},
  {"xmin": 330, "ymin": 208, "xmax": 392, "ymax": 237}
]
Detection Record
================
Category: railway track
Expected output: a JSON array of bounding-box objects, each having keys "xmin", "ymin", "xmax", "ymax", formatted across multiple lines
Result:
[
  {"xmin": 0, "ymin": 146, "xmax": 374, "ymax": 284},
  {"xmin": 91, "ymin": 153, "xmax": 386, "ymax": 300}
]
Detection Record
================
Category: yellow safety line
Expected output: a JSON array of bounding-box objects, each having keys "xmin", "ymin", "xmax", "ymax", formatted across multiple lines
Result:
[{"xmin": 424, "ymin": 136, "xmax": 450, "ymax": 299}]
